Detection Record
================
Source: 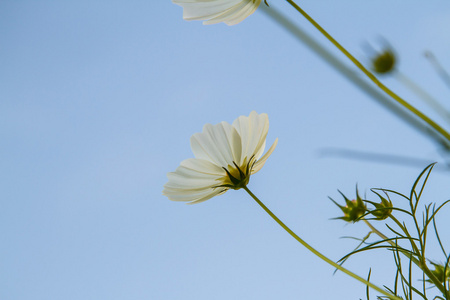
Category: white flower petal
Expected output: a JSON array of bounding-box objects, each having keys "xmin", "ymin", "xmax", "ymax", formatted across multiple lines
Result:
[
  {"xmin": 165, "ymin": 186, "xmax": 227, "ymax": 203},
  {"xmin": 180, "ymin": 158, "xmax": 225, "ymax": 176},
  {"xmin": 164, "ymin": 159, "xmax": 223, "ymax": 190},
  {"xmin": 186, "ymin": 189, "xmax": 227, "ymax": 204},
  {"xmin": 172, "ymin": 0, "xmax": 260, "ymax": 25},
  {"xmin": 165, "ymin": 171, "xmax": 218, "ymax": 190},
  {"xmin": 222, "ymin": 0, "xmax": 261, "ymax": 26},
  {"xmin": 253, "ymin": 139, "xmax": 266, "ymax": 161},
  {"xmin": 173, "ymin": 0, "xmax": 240, "ymax": 20},
  {"xmin": 252, "ymin": 138, "xmax": 278, "ymax": 174},
  {"xmin": 163, "ymin": 186, "xmax": 213, "ymax": 197},
  {"xmin": 232, "ymin": 111, "xmax": 269, "ymax": 164},
  {"xmin": 205, "ymin": 122, "xmax": 235, "ymax": 164},
  {"xmin": 204, "ymin": 0, "xmax": 260, "ymax": 26},
  {"xmin": 190, "ymin": 129, "xmax": 225, "ymax": 166},
  {"xmin": 190, "ymin": 122, "xmax": 240, "ymax": 167},
  {"xmin": 173, "ymin": 166, "xmax": 218, "ymax": 181},
  {"xmin": 164, "ymin": 186, "xmax": 219, "ymax": 199},
  {"xmin": 219, "ymin": 121, "xmax": 242, "ymax": 165}
]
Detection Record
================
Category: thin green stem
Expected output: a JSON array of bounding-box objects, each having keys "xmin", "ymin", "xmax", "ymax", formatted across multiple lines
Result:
[
  {"xmin": 243, "ymin": 186, "xmax": 402, "ymax": 300},
  {"xmin": 395, "ymin": 71, "xmax": 450, "ymax": 125},
  {"xmin": 284, "ymin": 0, "xmax": 450, "ymax": 144},
  {"xmin": 389, "ymin": 214, "xmax": 447, "ymax": 295},
  {"xmin": 364, "ymin": 219, "xmax": 422, "ymax": 268},
  {"xmin": 412, "ymin": 212, "xmax": 447, "ymax": 296},
  {"xmin": 364, "ymin": 219, "xmax": 389, "ymax": 241}
]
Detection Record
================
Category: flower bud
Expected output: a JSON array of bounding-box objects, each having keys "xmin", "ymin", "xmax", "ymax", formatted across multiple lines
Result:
[
  {"xmin": 371, "ymin": 49, "xmax": 396, "ymax": 74},
  {"xmin": 429, "ymin": 262, "xmax": 450, "ymax": 284},
  {"xmin": 330, "ymin": 189, "xmax": 367, "ymax": 223},
  {"xmin": 369, "ymin": 195, "xmax": 393, "ymax": 220}
]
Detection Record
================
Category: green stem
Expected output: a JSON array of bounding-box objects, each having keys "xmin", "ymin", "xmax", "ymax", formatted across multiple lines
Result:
[
  {"xmin": 243, "ymin": 186, "xmax": 402, "ymax": 300},
  {"xmin": 395, "ymin": 71, "xmax": 450, "ymax": 125},
  {"xmin": 284, "ymin": 0, "xmax": 450, "ymax": 144},
  {"xmin": 410, "ymin": 210, "xmax": 447, "ymax": 296},
  {"xmin": 364, "ymin": 220, "xmax": 422, "ymax": 268},
  {"xmin": 388, "ymin": 214, "xmax": 447, "ymax": 295}
]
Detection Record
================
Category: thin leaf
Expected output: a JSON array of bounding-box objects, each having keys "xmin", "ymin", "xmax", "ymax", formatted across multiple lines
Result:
[{"xmin": 409, "ymin": 163, "xmax": 436, "ymax": 212}]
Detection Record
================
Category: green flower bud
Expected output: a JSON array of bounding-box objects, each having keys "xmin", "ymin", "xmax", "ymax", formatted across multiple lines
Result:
[
  {"xmin": 371, "ymin": 49, "xmax": 396, "ymax": 74},
  {"xmin": 428, "ymin": 262, "xmax": 450, "ymax": 284},
  {"xmin": 369, "ymin": 195, "xmax": 393, "ymax": 220},
  {"xmin": 330, "ymin": 188, "xmax": 367, "ymax": 223}
]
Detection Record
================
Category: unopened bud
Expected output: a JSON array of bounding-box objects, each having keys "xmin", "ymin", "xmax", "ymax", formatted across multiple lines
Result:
[
  {"xmin": 371, "ymin": 49, "xmax": 396, "ymax": 74},
  {"xmin": 370, "ymin": 195, "xmax": 393, "ymax": 220},
  {"xmin": 429, "ymin": 262, "xmax": 450, "ymax": 284},
  {"xmin": 330, "ymin": 188, "xmax": 367, "ymax": 223}
]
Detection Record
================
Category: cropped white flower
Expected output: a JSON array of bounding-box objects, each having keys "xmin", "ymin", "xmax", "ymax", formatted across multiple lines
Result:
[
  {"xmin": 172, "ymin": 0, "xmax": 262, "ymax": 26},
  {"xmin": 163, "ymin": 111, "xmax": 278, "ymax": 204}
]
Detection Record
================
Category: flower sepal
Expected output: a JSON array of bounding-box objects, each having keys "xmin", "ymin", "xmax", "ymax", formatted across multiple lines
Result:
[
  {"xmin": 216, "ymin": 157, "xmax": 256, "ymax": 190},
  {"xmin": 365, "ymin": 193, "xmax": 393, "ymax": 220},
  {"xmin": 427, "ymin": 261, "xmax": 450, "ymax": 284},
  {"xmin": 330, "ymin": 188, "xmax": 367, "ymax": 223}
]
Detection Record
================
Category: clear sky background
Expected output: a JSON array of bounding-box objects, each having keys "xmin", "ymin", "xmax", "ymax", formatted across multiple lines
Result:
[{"xmin": 1, "ymin": 1, "xmax": 450, "ymax": 300}]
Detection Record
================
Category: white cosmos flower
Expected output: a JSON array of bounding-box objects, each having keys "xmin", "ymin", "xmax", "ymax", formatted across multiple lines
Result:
[
  {"xmin": 172, "ymin": 0, "xmax": 262, "ymax": 26},
  {"xmin": 163, "ymin": 111, "xmax": 278, "ymax": 204}
]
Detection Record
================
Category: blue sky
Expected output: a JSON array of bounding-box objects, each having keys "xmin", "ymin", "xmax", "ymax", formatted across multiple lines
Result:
[{"xmin": 1, "ymin": 1, "xmax": 450, "ymax": 299}]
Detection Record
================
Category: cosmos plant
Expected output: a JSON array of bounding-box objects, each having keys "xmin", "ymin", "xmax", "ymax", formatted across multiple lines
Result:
[{"xmin": 166, "ymin": 1, "xmax": 450, "ymax": 299}]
